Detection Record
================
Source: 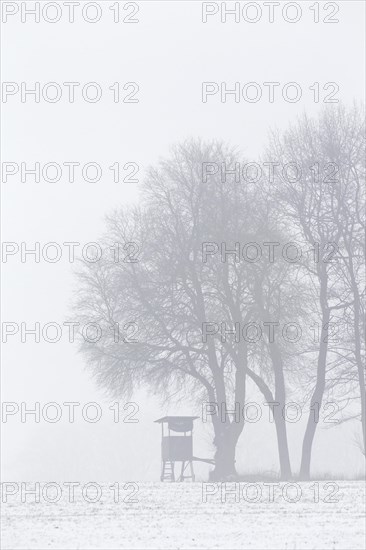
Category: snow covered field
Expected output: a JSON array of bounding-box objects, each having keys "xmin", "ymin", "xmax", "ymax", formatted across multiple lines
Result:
[{"xmin": 1, "ymin": 481, "xmax": 365, "ymax": 549}]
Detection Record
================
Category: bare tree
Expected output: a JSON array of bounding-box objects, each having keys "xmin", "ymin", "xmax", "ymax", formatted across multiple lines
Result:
[
  {"xmin": 321, "ymin": 105, "xmax": 365, "ymax": 456},
  {"xmin": 267, "ymin": 103, "xmax": 365, "ymax": 479},
  {"xmin": 76, "ymin": 141, "xmax": 249, "ymax": 480}
]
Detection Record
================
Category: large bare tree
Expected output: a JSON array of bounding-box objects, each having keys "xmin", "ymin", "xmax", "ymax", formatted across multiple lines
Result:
[{"xmin": 75, "ymin": 140, "xmax": 299, "ymax": 480}]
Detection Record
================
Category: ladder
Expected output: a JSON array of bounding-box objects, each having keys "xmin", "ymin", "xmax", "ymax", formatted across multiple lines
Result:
[{"xmin": 161, "ymin": 461, "xmax": 175, "ymax": 482}]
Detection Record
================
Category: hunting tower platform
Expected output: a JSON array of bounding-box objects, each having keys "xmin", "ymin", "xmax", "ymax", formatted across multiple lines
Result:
[{"xmin": 154, "ymin": 416, "xmax": 199, "ymax": 482}]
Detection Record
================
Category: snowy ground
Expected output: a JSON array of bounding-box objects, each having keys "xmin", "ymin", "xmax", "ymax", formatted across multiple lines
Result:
[{"xmin": 1, "ymin": 481, "xmax": 365, "ymax": 549}]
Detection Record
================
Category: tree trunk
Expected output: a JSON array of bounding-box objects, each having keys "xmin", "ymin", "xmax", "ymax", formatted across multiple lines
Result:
[
  {"xmin": 349, "ymin": 266, "xmax": 366, "ymax": 456},
  {"xmin": 267, "ymin": 341, "xmax": 293, "ymax": 479},
  {"xmin": 354, "ymin": 295, "xmax": 366, "ymax": 456},
  {"xmin": 273, "ymin": 409, "xmax": 292, "ymax": 480},
  {"xmin": 299, "ymin": 384, "xmax": 323, "ymax": 481},
  {"xmin": 210, "ymin": 426, "xmax": 240, "ymax": 481},
  {"xmin": 299, "ymin": 297, "xmax": 330, "ymax": 480},
  {"xmin": 253, "ymin": 280, "xmax": 292, "ymax": 480},
  {"xmin": 210, "ymin": 362, "xmax": 246, "ymax": 481}
]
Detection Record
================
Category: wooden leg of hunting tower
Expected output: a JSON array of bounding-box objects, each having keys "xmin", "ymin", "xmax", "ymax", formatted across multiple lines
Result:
[
  {"xmin": 190, "ymin": 460, "xmax": 195, "ymax": 482},
  {"xmin": 177, "ymin": 460, "xmax": 195, "ymax": 482},
  {"xmin": 179, "ymin": 461, "xmax": 185, "ymax": 482}
]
